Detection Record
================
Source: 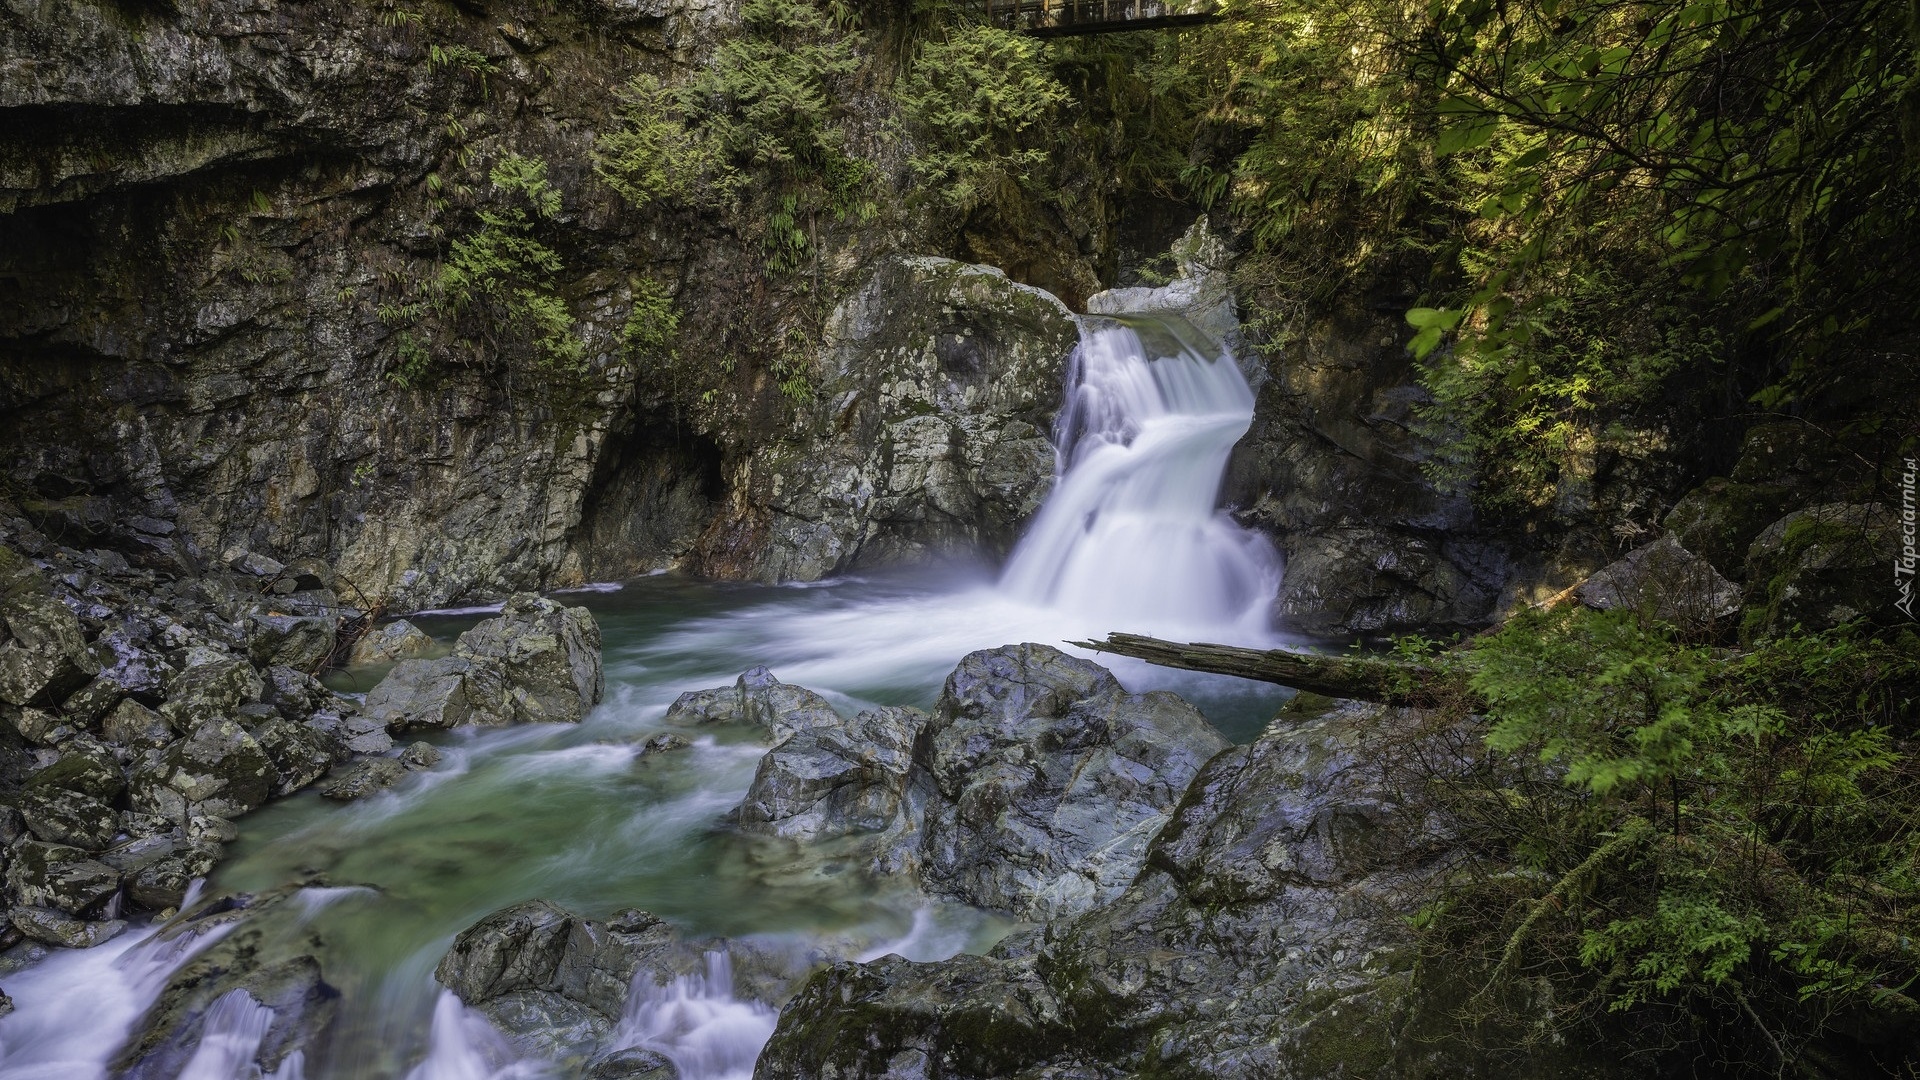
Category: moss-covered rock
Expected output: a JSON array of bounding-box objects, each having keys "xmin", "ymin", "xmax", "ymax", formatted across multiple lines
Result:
[{"xmin": 1743, "ymin": 502, "xmax": 1899, "ymax": 638}]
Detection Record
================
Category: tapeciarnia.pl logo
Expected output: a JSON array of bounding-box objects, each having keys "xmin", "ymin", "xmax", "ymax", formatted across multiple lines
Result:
[{"xmin": 1899, "ymin": 457, "xmax": 1917, "ymax": 620}]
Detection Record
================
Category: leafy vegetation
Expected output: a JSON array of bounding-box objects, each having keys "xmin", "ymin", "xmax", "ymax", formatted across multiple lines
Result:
[
  {"xmin": 437, "ymin": 153, "xmax": 585, "ymax": 374},
  {"xmin": 594, "ymin": 0, "xmax": 873, "ymax": 273},
  {"xmin": 1425, "ymin": 609, "xmax": 1920, "ymax": 1068},
  {"xmin": 896, "ymin": 25, "xmax": 1067, "ymax": 213}
]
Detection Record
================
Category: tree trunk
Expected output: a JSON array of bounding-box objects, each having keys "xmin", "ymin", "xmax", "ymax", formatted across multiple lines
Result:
[{"xmin": 1069, "ymin": 632, "xmax": 1470, "ymax": 708}]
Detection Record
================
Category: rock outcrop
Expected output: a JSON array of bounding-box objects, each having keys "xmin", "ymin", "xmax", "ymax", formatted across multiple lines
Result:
[
  {"xmin": 755, "ymin": 696, "xmax": 1624, "ymax": 1079},
  {"xmin": 361, "ymin": 593, "xmax": 603, "ymax": 731},
  {"xmin": 709, "ymin": 644, "xmax": 1229, "ymax": 922},
  {"xmin": 0, "ymin": 0, "xmax": 1103, "ymax": 609},
  {"xmin": 691, "ymin": 257, "xmax": 1080, "ymax": 581},
  {"xmin": 0, "ymin": 512, "xmax": 378, "ymax": 947}
]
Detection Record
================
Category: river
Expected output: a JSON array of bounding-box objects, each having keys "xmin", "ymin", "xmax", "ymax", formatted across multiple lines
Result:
[{"xmin": 0, "ymin": 310, "xmax": 1297, "ymax": 1079}]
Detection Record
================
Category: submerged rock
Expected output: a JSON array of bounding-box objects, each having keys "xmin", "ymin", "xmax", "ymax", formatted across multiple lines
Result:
[
  {"xmin": 115, "ymin": 897, "xmax": 340, "ymax": 1080},
  {"xmin": 664, "ymin": 665, "xmax": 842, "ymax": 743},
  {"xmin": 362, "ymin": 594, "xmax": 602, "ymax": 732}
]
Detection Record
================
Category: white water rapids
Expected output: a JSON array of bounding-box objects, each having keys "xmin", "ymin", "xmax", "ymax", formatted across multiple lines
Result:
[{"xmin": 0, "ymin": 306, "xmax": 1286, "ymax": 1080}]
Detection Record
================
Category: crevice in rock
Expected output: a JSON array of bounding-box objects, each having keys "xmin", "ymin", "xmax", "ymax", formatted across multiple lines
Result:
[{"xmin": 568, "ymin": 411, "xmax": 724, "ymax": 581}]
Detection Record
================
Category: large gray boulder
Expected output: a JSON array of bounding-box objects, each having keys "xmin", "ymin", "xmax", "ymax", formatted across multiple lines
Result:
[
  {"xmin": 129, "ymin": 718, "xmax": 277, "ymax": 824},
  {"xmin": 731, "ymin": 705, "xmax": 923, "ymax": 842},
  {"xmin": 0, "ymin": 550, "xmax": 98, "ymax": 707},
  {"xmin": 724, "ymin": 645, "xmax": 1229, "ymax": 922},
  {"xmin": 757, "ymin": 698, "xmax": 1628, "ymax": 1080},
  {"xmin": 915, "ymin": 644, "xmax": 1230, "ymax": 920},
  {"xmin": 1576, "ymin": 535, "xmax": 1742, "ymax": 633},
  {"xmin": 5, "ymin": 840, "xmax": 122, "ymax": 915},
  {"xmin": 362, "ymin": 594, "xmax": 602, "ymax": 732}
]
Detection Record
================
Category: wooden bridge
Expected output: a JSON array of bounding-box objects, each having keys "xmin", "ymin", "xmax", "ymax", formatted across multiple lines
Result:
[{"xmin": 977, "ymin": 0, "xmax": 1222, "ymax": 36}]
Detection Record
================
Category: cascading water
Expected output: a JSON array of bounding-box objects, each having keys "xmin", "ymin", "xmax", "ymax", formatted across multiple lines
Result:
[
  {"xmin": 0, "ymin": 293, "xmax": 1290, "ymax": 1080},
  {"xmin": 611, "ymin": 952, "xmax": 777, "ymax": 1080},
  {"xmin": 1000, "ymin": 314, "xmax": 1280, "ymax": 632}
]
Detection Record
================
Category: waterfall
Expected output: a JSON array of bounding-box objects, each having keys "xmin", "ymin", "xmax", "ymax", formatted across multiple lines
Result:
[
  {"xmin": 999, "ymin": 313, "xmax": 1280, "ymax": 633},
  {"xmin": 0, "ymin": 918, "xmax": 233, "ymax": 1080},
  {"xmin": 611, "ymin": 952, "xmax": 777, "ymax": 1080},
  {"xmin": 176, "ymin": 990, "xmax": 306, "ymax": 1080}
]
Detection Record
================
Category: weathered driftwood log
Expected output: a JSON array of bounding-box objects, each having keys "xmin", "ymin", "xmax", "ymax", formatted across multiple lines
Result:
[{"xmin": 1070, "ymin": 632, "xmax": 1469, "ymax": 708}]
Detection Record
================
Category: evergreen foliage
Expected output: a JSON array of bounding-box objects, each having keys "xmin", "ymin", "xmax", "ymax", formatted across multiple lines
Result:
[
  {"xmin": 896, "ymin": 25, "xmax": 1067, "ymax": 213},
  {"xmin": 1432, "ymin": 610, "xmax": 1920, "ymax": 1066}
]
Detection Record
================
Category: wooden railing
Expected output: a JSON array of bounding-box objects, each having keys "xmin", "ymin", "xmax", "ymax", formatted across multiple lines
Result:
[{"xmin": 977, "ymin": 0, "xmax": 1221, "ymax": 36}]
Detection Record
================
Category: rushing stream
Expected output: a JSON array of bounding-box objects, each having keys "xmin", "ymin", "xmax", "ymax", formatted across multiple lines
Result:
[{"xmin": 0, "ymin": 311, "xmax": 1293, "ymax": 1079}]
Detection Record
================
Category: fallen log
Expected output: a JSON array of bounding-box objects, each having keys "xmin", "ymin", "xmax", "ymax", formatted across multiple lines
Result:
[{"xmin": 1069, "ymin": 632, "xmax": 1470, "ymax": 708}]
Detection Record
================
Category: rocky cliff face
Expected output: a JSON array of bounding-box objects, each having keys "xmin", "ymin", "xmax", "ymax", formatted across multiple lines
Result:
[{"xmin": 0, "ymin": 0, "xmax": 1109, "ymax": 611}]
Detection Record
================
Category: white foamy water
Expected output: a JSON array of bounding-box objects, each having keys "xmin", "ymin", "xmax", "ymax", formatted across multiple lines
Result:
[
  {"xmin": 621, "ymin": 311, "xmax": 1286, "ymax": 702},
  {"xmin": 177, "ymin": 988, "xmax": 307, "ymax": 1080},
  {"xmin": 613, "ymin": 952, "xmax": 777, "ymax": 1080},
  {"xmin": 1001, "ymin": 315, "xmax": 1280, "ymax": 631},
  {"xmin": 403, "ymin": 992, "xmax": 548, "ymax": 1080},
  {"xmin": 0, "ymin": 920, "xmax": 232, "ymax": 1079}
]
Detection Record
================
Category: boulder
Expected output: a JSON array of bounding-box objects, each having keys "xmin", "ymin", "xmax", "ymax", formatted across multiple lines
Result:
[
  {"xmin": 5, "ymin": 841, "xmax": 121, "ymax": 915},
  {"xmin": 347, "ymin": 619, "xmax": 436, "ymax": 666},
  {"xmin": 26, "ymin": 736, "xmax": 126, "ymax": 801},
  {"xmin": 360, "ymin": 657, "xmax": 473, "ymax": 730},
  {"xmin": 1662, "ymin": 478, "xmax": 1799, "ymax": 581},
  {"xmin": 129, "ymin": 719, "xmax": 276, "ymax": 824},
  {"xmin": 722, "ymin": 646, "xmax": 1229, "ymax": 921},
  {"xmin": 0, "ymin": 556, "xmax": 98, "ymax": 706},
  {"xmin": 400, "ymin": 740, "xmax": 442, "ymax": 769},
  {"xmin": 317, "ymin": 757, "xmax": 407, "ymax": 801},
  {"xmin": 16, "ymin": 787, "xmax": 120, "ymax": 850},
  {"xmin": 1273, "ymin": 528, "xmax": 1498, "ymax": 637},
  {"xmin": 244, "ymin": 610, "xmax": 337, "ymax": 670},
  {"xmin": 61, "ymin": 675, "xmax": 124, "ymax": 727},
  {"xmin": 250, "ymin": 716, "xmax": 342, "ymax": 796},
  {"xmin": 9, "ymin": 905, "xmax": 126, "ymax": 948},
  {"xmin": 362, "ymin": 594, "xmax": 602, "ymax": 732},
  {"xmin": 102, "ymin": 698, "xmax": 176, "ymax": 752},
  {"xmin": 7, "ymin": 705, "xmax": 73, "ymax": 745},
  {"xmin": 732, "ymin": 705, "xmax": 924, "ymax": 843},
  {"xmin": 757, "ymin": 698, "xmax": 1627, "ymax": 1079},
  {"xmin": 93, "ymin": 627, "xmax": 169, "ymax": 698},
  {"xmin": 160, "ymin": 657, "xmax": 265, "ymax": 733},
  {"xmin": 663, "ymin": 666, "xmax": 842, "ymax": 744},
  {"xmin": 102, "ymin": 835, "xmax": 222, "ymax": 910},
  {"xmin": 1744, "ymin": 502, "xmax": 1900, "ymax": 636},
  {"xmin": 1575, "ymin": 535, "xmax": 1742, "ymax": 632},
  {"xmin": 914, "ymin": 644, "xmax": 1229, "ymax": 920}
]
